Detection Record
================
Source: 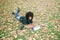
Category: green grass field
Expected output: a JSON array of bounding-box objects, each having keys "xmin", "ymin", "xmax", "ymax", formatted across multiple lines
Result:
[{"xmin": 0, "ymin": 0, "xmax": 60, "ymax": 40}]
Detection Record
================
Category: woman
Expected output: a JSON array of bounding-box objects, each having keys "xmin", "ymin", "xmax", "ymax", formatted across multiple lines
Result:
[{"xmin": 12, "ymin": 7, "xmax": 34, "ymax": 30}]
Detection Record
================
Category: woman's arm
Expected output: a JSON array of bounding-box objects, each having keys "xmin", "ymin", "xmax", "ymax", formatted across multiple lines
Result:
[{"xmin": 24, "ymin": 23, "xmax": 34, "ymax": 29}]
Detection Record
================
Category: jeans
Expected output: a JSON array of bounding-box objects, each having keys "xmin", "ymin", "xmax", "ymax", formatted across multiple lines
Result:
[{"xmin": 14, "ymin": 10, "xmax": 21, "ymax": 20}]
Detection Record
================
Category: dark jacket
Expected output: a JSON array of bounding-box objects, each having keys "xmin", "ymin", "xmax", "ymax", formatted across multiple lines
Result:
[{"xmin": 19, "ymin": 16, "xmax": 33, "ymax": 25}]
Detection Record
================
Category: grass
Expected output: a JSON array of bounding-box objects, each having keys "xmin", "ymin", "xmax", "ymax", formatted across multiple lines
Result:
[{"xmin": 0, "ymin": 0, "xmax": 60, "ymax": 40}]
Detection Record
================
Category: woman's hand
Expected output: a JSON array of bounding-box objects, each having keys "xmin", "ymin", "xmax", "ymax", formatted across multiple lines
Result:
[{"xmin": 25, "ymin": 24, "xmax": 34, "ymax": 29}]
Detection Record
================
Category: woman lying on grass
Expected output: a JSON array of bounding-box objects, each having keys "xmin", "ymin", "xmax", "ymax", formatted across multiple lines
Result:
[
  {"xmin": 12, "ymin": 7, "xmax": 40, "ymax": 35},
  {"xmin": 12, "ymin": 7, "xmax": 34, "ymax": 30},
  {"xmin": 12, "ymin": 7, "xmax": 34, "ymax": 34}
]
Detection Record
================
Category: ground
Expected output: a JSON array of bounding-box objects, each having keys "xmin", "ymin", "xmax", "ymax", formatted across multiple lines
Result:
[{"xmin": 0, "ymin": 0, "xmax": 60, "ymax": 40}]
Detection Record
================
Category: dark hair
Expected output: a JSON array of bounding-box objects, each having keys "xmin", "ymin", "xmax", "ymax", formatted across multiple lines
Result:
[
  {"xmin": 26, "ymin": 11, "xmax": 33, "ymax": 20},
  {"xmin": 26, "ymin": 11, "xmax": 34, "ymax": 24}
]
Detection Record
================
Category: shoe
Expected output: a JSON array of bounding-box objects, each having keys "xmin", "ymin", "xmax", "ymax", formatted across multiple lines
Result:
[
  {"xmin": 17, "ymin": 7, "xmax": 20, "ymax": 13},
  {"xmin": 12, "ymin": 10, "xmax": 17, "ymax": 15},
  {"xmin": 12, "ymin": 12, "xmax": 15, "ymax": 15},
  {"xmin": 12, "ymin": 7, "xmax": 20, "ymax": 15}
]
